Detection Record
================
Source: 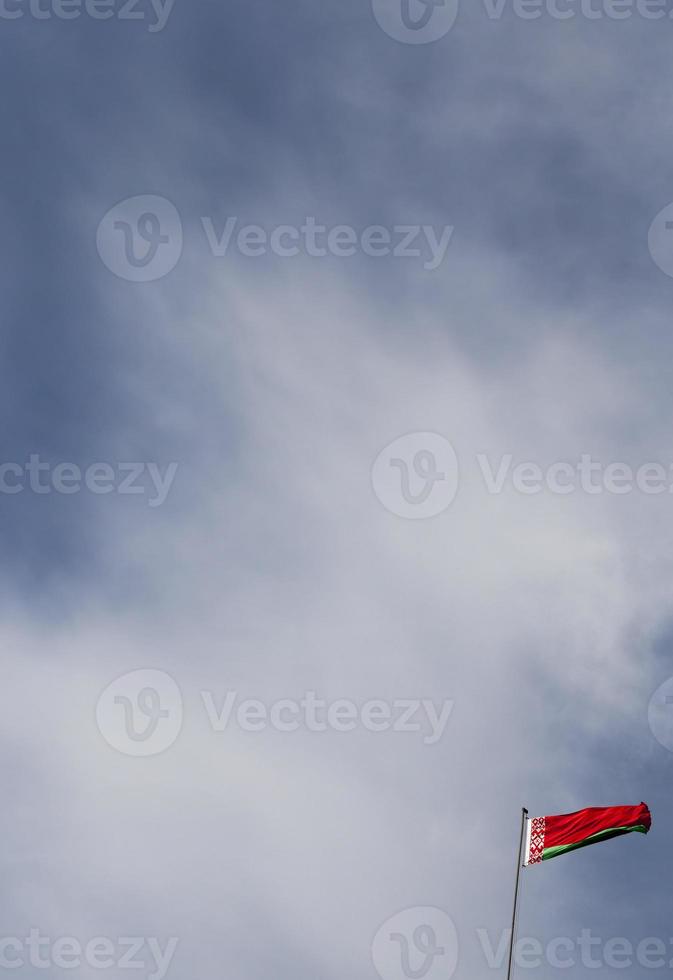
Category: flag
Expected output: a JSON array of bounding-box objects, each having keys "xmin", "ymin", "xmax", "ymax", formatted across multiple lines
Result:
[{"xmin": 523, "ymin": 803, "xmax": 651, "ymax": 865}]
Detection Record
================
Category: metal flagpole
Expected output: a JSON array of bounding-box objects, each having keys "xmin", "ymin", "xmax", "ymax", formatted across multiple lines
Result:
[{"xmin": 506, "ymin": 808, "xmax": 529, "ymax": 980}]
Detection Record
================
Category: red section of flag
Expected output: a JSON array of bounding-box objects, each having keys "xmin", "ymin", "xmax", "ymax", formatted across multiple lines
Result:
[{"xmin": 544, "ymin": 803, "xmax": 651, "ymax": 849}]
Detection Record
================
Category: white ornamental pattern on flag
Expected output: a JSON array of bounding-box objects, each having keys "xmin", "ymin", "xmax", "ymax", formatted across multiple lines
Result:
[{"xmin": 528, "ymin": 816, "xmax": 545, "ymax": 865}]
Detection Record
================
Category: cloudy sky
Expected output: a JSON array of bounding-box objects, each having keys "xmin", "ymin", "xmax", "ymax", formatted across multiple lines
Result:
[{"xmin": 2, "ymin": 1, "xmax": 673, "ymax": 979}]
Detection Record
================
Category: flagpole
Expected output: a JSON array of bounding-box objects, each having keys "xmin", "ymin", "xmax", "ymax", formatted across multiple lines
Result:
[{"xmin": 506, "ymin": 807, "xmax": 528, "ymax": 980}]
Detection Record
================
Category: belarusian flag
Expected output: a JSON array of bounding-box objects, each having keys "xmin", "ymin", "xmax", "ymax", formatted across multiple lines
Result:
[{"xmin": 524, "ymin": 803, "xmax": 651, "ymax": 865}]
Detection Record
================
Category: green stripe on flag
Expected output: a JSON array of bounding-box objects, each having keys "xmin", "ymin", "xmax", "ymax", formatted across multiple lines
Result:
[{"xmin": 542, "ymin": 825, "xmax": 649, "ymax": 861}]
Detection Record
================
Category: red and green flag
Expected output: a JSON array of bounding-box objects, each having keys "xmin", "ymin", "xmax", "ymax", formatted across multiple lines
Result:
[{"xmin": 523, "ymin": 803, "xmax": 651, "ymax": 865}]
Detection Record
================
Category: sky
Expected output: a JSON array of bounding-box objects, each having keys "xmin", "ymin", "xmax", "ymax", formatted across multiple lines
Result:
[{"xmin": 2, "ymin": 1, "xmax": 673, "ymax": 980}]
